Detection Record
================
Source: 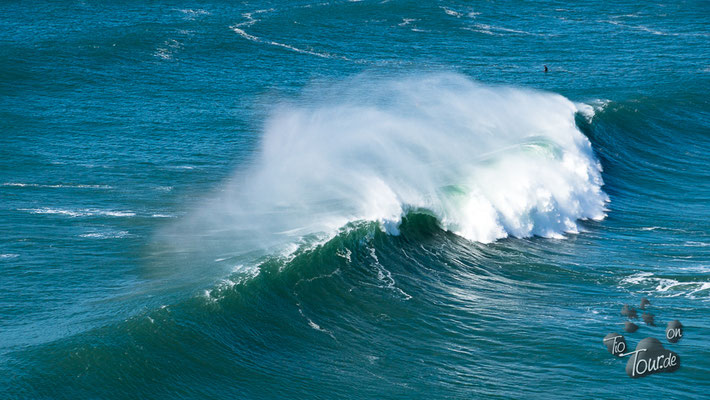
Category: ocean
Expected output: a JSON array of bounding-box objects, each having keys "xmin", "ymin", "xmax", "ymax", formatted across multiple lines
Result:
[{"xmin": 2, "ymin": 0, "xmax": 709, "ymax": 398}]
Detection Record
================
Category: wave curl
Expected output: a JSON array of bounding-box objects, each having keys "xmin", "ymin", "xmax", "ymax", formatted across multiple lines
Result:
[{"xmin": 173, "ymin": 73, "xmax": 608, "ymax": 268}]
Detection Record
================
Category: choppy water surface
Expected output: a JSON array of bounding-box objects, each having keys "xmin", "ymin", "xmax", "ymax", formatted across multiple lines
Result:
[{"xmin": 2, "ymin": 1, "xmax": 709, "ymax": 398}]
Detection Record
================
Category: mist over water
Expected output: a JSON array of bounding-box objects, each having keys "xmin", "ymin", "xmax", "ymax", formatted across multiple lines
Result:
[{"xmin": 174, "ymin": 74, "xmax": 607, "ymax": 270}]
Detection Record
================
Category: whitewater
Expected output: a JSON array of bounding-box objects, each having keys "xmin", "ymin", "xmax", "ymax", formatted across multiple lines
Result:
[
  {"xmin": 3, "ymin": 1, "xmax": 709, "ymax": 399},
  {"xmin": 174, "ymin": 74, "xmax": 608, "ymax": 271}
]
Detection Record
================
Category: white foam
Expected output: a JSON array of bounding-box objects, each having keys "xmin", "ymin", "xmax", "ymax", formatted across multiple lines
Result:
[
  {"xmin": 230, "ymin": 27, "xmax": 259, "ymax": 42},
  {"xmin": 621, "ymin": 272, "xmax": 653, "ymax": 285},
  {"xmin": 98, "ymin": 210, "xmax": 136, "ymax": 217},
  {"xmin": 20, "ymin": 208, "xmax": 136, "ymax": 218},
  {"xmin": 230, "ymin": 25, "xmax": 342, "ymax": 60},
  {"xmin": 621, "ymin": 272, "xmax": 710, "ymax": 300},
  {"xmin": 233, "ymin": 7, "xmax": 274, "ymax": 28},
  {"xmin": 462, "ymin": 26, "xmax": 498, "ymax": 36},
  {"xmin": 574, "ymin": 99, "xmax": 609, "ymax": 122},
  {"xmin": 441, "ymin": 7, "xmax": 463, "ymax": 18},
  {"xmin": 79, "ymin": 231, "xmax": 131, "ymax": 239},
  {"xmin": 170, "ymin": 73, "xmax": 609, "ymax": 268},
  {"xmin": 154, "ymin": 39, "xmax": 182, "ymax": 60},
  {"xmin": 4, "ymin": 182, "xmax": 37, "ymax": 187},
  {"xmin": 370, "ymin": 247, "xmax": 411, "ymax": 300},
  {"xmin": 336, "ymin": 248, "xmax": 352, "ymax": 262},
  {"xmin": 467, "ymin": 23, "xmax": 541, "ymax": 36},
  {"xmin": 202, "ymin": 269, "xmax": 257, "ymax": 302},
  {"xmin": 0, "ymin": 254, "xmax": 19, "ymax": 259},
  {"xmin": 175, "ymin": 9, "xmax": 211, "ymax": 20},
  {"xmin": 267, "ymin": 40, "xmax": 335, "ymax": 59},
  {"xmin": 176, "ymin": 9, "xmax": 210, "ymax": 16},
  {"xmin": 398, "ymin": 18, "xmax": 417, "ymax": 27},
  {"xmin": 601, "ymin": 19, "xmax": 677, "ymax": 36},
  {"xmin": 2, "ymin": 183, "xmax": 112, "ymax": 189},
  {"xmin": 20, "ymin": 208, "xmax": 85, "ymax": 217},
  {"xmin": 151, "ymin": 213, "xmax": 175, "ymax": 218}
]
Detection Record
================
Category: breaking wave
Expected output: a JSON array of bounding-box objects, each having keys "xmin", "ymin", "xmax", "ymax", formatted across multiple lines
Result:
[{"xmin": 170, "ymin": 73, "xmax": 608, "ymax": 269}]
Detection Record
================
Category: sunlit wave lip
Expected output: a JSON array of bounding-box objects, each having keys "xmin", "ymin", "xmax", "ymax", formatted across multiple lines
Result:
[{"xmin": 574, "ymin": 99, "xmax": 611, "ymax": 122}]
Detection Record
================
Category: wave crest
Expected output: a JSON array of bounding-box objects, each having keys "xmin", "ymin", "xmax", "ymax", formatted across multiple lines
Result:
[{"xmin": 179, "ymin": 73, "xmax": 608, "ymax": 265}]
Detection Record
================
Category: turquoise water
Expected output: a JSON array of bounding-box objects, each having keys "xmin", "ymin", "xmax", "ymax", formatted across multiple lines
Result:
[{"xmin": 2, "ymin": 1, "xmax": 709, "ymax": 398}]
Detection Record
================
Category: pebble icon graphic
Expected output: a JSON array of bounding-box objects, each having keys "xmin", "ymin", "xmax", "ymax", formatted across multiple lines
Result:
[
  {"xmin": 625, "ymin": 338, "xmax": 680, "ymax": 378},
  {"xmin": 603, "ymin": 333, "xmax": 627, "ymax": 357},
  {"xmin": 666, "ymin": 320, "xmax": 683, "ymax": 343}
]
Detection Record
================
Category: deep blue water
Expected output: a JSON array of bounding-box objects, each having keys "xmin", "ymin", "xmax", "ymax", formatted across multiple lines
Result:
[{"xmin": 2, "ymin": 1, "xmax": 709, "ymax": 398}]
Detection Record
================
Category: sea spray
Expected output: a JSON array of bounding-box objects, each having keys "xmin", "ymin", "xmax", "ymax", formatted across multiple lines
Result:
[{"xmin": 168, "ymin": 73, "xmax": 608, "ymax": 267}]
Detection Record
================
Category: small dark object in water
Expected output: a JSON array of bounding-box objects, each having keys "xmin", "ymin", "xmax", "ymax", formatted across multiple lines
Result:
[
  {"xmin": 625, "ymin": 321, "xmax": 639, "ymax": 333},
  {"xmin": 622, "ymin": 305, "xmax": 638, "ymax": 319},
  {"xmin": 640, "ymin": 297, "xmax": 650, "ymax": 309},
  {"xmin": 666, "ymin": 320, "xmax": 683, "ymax": 343},
  {"xmin": 642, "ymin": 312, "xmax": 655, "ymax": 326},
  {"xmin": 544, "ymin": 65, "xmax": 548, "ymax": 72},
  {"xmin": 625, "ymin": 338, "xmax": 680, "ymax": 378},
  {"xmin": 603, "ymin": 333, "xmax": 627, "ymax": 357}
]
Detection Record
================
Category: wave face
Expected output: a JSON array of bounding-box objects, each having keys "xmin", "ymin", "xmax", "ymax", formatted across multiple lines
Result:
[
  {"xmin": 181, "ymin": 74, "xmax": 607, "ymax": 269},
  {"xmin": 5, "ymin": 1, "xmax": 710, "ymax": 398}
]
